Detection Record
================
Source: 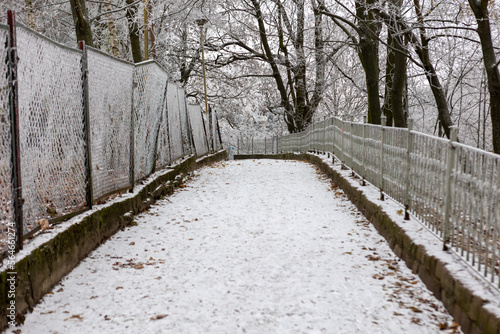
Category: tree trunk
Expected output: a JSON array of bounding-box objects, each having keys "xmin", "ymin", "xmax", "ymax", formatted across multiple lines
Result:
[
  {"xmin": 412, "ymin": 0, "xmax": 453, "ymax": 138},
  {"xmin": 24, "ymin": 0, "xmax": 36, "ymax": 29},
  {"xmin": 310, "ymin": 1, "xmax": 326, "ymax": 123},
  {"xmin": 382, "ymin": 31, "xmax": 395, "ymax": 126},
  {"xmin": 69, "ymin": 0, "xmax": 94, "ymax": 47},
  {"xmin": 251, "ymin": 0, "xmax": 295, "ymax": 132},
  {"xmin": 105, "ymin": 0, "xmax": 119, "ymax": 57},
  {"xmin": 294, "ymin": 0, "xmax": 308, "ymax": 129},
  {"xmin": 382, "ymin": 0, "xmax": 407, "ymax": 128},
  {"xmin": 126, "ymin": 0, "xmax": 142, "ymax": 63},
  {"xmin": 468, "ymin": 0, "xmax": 500, "ymax": 153},
  {"xmin": 355, "ymin": 0, "xmax": 382, "ymax": 125}
]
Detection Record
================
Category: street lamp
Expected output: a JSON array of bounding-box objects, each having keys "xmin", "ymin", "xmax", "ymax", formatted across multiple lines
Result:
[{"xmin": 196, "ymin": 18, "xmax": 211, "ymax": 151}]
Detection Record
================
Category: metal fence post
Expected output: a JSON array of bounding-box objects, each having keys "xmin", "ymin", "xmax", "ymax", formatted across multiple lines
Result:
[
  {"xmin": 404, "ymin": 119, "xmax": 414, "ymax": 220},
  {"xmin": 332, "ymin": 118, "xmax": 336, "ymax": 163},
  {"xmin": 350, "ymin": 116, "xmax": 354, "ymax": 175},
  {"xmin": 380, "ymin": 116, "xmax": 387, "ymax": 200},
  {"xmin": 443, "ymin": 126, "xmax": 458, "ymax": 249},
  {"xmin": 129, "ymin": 67, "xmax": 136, "ymax": 188},
  {"xmin": 362, "ymin": 116, "xmax": 367, "ymax": 186},
  {"xmin": 341, "ymin": 116, "xmax": 346, "ymax": 169},
  {"xmin": 79, "ymin": 41, "xmax": 94, "ymax": 209},
  {"xmin": 7, "ymin": 10, "xmax": 24, "ymax": 251}
]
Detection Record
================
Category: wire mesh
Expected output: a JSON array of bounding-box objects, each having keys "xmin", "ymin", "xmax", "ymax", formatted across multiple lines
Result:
[
  {"xmin": 166, "ymin": 82, "xmax": 184, "ymax": 161},
  {"xmin": 133, "ymin": 61, "xmax": 168, "ymax": 181},
  {"xmin": 87, "ymin": 48, "xmax": 134, "ymax": 199},
  {"xmin": 0, "ymin": 25, "xmax": 14, "ymax": 252},
  {"xmin": 154, "ymin": 93, "xmax": 171, "ymax": 170},
  {"xmin": 176, "ymin": 87, "xmax": 192, "ymax": 157},
  {"xmin": 16, "ymin": 25, "xmax": 87, "ymax": 232},
  {"xmin": 187, "ymin": 104, "xmax": 209, "ymax": 157}
]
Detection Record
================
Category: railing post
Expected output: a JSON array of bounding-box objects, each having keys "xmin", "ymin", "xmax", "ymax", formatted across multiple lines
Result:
[
  {"xmin": 350, "ymin": 116, "xmax": 354, "ymax": 176},
  {"xmin": 404, "ymin": 119, "xmax": 414, "ymax": 220},
  {"xmin": 443, "ymin": 126, "xmax": 458, "ymax": 250},
  {"xmin": 323, "ymin": 117, "xmax": 327, "ymax": 153},
  {"xmin": 237, "ymin": 138, "xmax": 240, "ymax": 155},
  {"xmin": 380, "ymin": 116, "xmax": 387, "ymax": 200},
  {"xmin": 79, "ymin": 41, "xmax": 94, "ymax": 209},
  {"xmin": 332, "ymin": 118, "xmax": 336, "ymax": 163},
  {"xmin": 129, "ymin": 66, "xmax": 136, "ymax": 187},
  {"xmin": 7, "ymin": 10, "xmax": 24, "ymax": 251},
  {"xmin": 341, "ymin": 116, "xmax": 346, "ymax": 169},
  {"xmin": 362, "ymin": 116, "xmax": 367, "ymax": 186}
]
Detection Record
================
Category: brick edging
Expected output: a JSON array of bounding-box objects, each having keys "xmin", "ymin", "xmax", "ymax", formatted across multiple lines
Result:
[
  {"xmin": 235, "ymin": 153, "xmax": 499, "ymax": 334},
  {"xmin": 0, "ymin": 151, "xmax": 227, "ymax": 330}
]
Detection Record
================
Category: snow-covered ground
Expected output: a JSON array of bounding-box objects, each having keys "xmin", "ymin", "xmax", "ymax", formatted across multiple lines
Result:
[{"xmin": 9, "ymin": 160, "xmax": 461, "ymax": 333}]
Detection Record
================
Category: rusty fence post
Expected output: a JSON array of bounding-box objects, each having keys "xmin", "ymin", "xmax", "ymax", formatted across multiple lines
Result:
[
  {"xmin": 7, "ymin": 10, "xmax": 24, "ymax": 251},
  {"xmin": 78, "ymin": 41, "xmax": 94, "ymax": 209}
]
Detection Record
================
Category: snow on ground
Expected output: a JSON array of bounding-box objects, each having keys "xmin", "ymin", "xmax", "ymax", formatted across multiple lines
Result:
[{"xmin": 9, "ymin": 160, "xmax": 461, "ymax": 334}]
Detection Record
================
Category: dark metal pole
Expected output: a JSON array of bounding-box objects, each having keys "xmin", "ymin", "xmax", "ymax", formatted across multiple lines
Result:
[
  {"xmin": 78, "ymin": 41, "xmax": 94, "ymax": 209},
  {"xmin": 7, "ymin": 10, "xmax": 24, "ymax": 251},
  {"xmin": 79, "ymin": 41, "xmax": 94, "ymax": 209}
]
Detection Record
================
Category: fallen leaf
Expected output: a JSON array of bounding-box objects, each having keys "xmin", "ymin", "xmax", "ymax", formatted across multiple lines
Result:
[
  {"xmin": 129, "ymin": 242, "xmax": 135, "ymax": 246},
  {"xmin": 151, "ymin": 314, "xmax": 168, "ymax": 320},
  {"xmin": 409, "ymin": 306, "xmax": 423, "ymax": 313},
  {"xmin": 36, "ymin": 218, "xmax": 50, "ymax": 231},
  {"xmin": 65, "ymin": 314, "xmax": 83, "ymax": 321},
  {"xmin": 134, "ymin": 264, "xmax": 144, "ymax": 270}
]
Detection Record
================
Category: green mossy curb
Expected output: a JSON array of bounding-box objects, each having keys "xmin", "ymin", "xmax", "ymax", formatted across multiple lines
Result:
[
  {"xmin": 0, "ymin": 151, "xmax": 227, "ymax": 330},
  {"xmin": 235, "ymin": 153, "xmax": 499, "ymax": 334}
]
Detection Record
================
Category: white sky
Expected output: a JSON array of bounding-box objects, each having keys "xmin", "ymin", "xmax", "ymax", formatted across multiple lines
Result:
[{"xmin": 10, "ymin": 160, "xmax": 461, "ymax": 334}]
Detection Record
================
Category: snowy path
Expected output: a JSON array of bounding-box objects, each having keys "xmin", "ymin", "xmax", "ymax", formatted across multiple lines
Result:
[{"xmin": 11, "ymin": 160, "xmax": 459, "ymax": 334}]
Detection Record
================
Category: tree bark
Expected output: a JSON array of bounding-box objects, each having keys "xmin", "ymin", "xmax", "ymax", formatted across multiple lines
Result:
[
  {"xmin": 310, "ymin": 1, "xmax": 326, "ymax": 124},
  {"xmin": 105, "ymin": 0, "xmax": 119, "ymax": 57},
  {"xmin": 412, "ymin": 0, "xmax": 453, "ymax": 138},
  {"xmin": 468, "ymin": 0, "xmax": 500, "ymax": 153},
  {"xmin": 251, "ymin": 0, "xmax": 295, "ymax": 132},
  {"xmin": 382, "ymin": 0, "xmax": 407, "ymax": 128},
  {"xmin": 69, "ymin": 0, "xmax": 94, "ymax": 47},
  {"xmin": 126, "ymin": 0, "xmax": 142, "ymax": 63},
  {"xmin": 355, "ymin": 0, "xmax": 382, "ymax": 125}
]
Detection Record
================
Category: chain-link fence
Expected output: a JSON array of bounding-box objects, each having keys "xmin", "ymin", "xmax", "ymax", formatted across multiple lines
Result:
[
  {"xmin": 0, "ymin": 25, "xmax": 13, "ymax": 249},
  {"xmin": 17, "ymin": 25, "xmax": 88, "ymax": 231},
  {"xmin": 277, "ymin": 116, "xmax": 500, "ymax": 289},
  {"xmin": 235, "ymin": 137, "xmax": 277, "ymax": 155},
  {"xmin": 87, "ymin": 47, "xmax": 134, "ymax": 200},
  {"xmin": 0, "ymin": 17, "xmax": 216, "ymax": 257},
  {"xmin": 187, "ymin": 104, "xmax": 209, "ymax": 157}
]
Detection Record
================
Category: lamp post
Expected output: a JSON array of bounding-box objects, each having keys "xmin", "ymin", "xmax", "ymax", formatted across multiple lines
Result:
[{"xmin": 196, "ymin": 18, "xmax": 211, "ymax": 151}]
